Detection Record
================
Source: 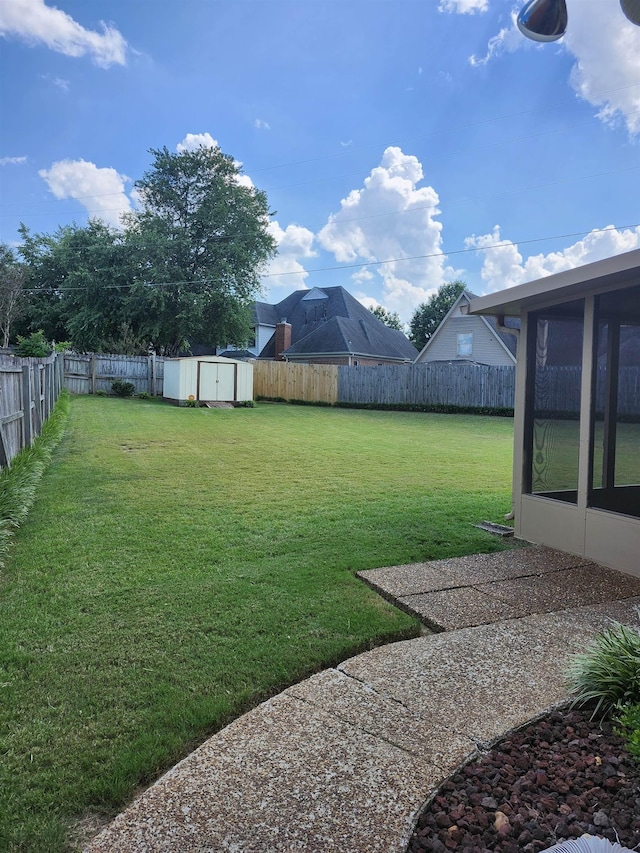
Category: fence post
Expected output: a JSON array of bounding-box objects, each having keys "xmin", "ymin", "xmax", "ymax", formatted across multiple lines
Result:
[
  {"xmin": 44, "ymin": 361, "xmax": 53, "ymax": 419},
  {"xmin": 90, "ymin": 354, "xmax": 97, "ymax": 395},
  {"xmin": 21, "ymin": 364, "xmax": 33, "ymax": 449},
  {"xmin": 149, "ymin": 353, "xmax": 156, "ymax": 396}
]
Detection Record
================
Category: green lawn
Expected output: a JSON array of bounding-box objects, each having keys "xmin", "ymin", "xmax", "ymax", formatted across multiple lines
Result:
[{"xmin": 0, "ymin": 397, "xmax": 514, "ymax": 851}]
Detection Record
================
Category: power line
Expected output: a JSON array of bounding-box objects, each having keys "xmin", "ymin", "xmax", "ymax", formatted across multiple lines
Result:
[
  {"xmin": 4, "ymin": 164, "xmax": 638, "ymax": 239},
  {"xmin": 20, "ymin": 223, "xmax": 640, "ymax": 293}
]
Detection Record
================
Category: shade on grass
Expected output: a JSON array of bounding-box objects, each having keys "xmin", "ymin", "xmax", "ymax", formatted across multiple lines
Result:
[{"xmin": 0, "ymin": 398, "xmax": 514, "ymax": 851}]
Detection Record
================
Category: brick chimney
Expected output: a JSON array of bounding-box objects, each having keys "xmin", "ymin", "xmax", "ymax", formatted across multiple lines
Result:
[{"xmin": 274, "ymin": 320, "xmax": 292, "ymax": 361}]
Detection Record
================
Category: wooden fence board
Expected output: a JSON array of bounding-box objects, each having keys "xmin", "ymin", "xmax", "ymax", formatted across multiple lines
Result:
[
  {"xmin": 253, "ymin": 361, "xmax": 338, "ymax": 404},
  {"xmin": 63, "ymin": 354, "xmax": 166, "ymax": 396},
  {"xmin": 0, "ymin": 353, "xmax": 63, "ymax": 470},
  {"xmin": 337, "ymin": 363, "xmax": 517, "ymax": 409}
]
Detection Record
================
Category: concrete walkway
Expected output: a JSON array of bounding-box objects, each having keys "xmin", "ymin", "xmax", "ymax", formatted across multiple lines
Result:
[{"xmin": 84, "ymin": 546, "xmax": 640, "ymax": 853}]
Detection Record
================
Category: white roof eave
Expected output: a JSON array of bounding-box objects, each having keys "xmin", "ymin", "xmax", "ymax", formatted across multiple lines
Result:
[{"xmin": 468, "ymin": 249, "xmax": 640, "ymax": 318}]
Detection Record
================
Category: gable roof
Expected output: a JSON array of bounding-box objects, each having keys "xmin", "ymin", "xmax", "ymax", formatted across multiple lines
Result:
[
  {"xmin": 415, "ymin": 290, "xmax": 519, "ymax": 363},
  {"xmin": 257, "ymin": 286, "xmax": 418, "ymax": 361}
]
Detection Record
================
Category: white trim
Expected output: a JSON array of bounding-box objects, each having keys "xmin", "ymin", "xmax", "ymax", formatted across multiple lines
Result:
[{"xmin": 468, "ymin": 249, "xmax": 640, "ymax": 318}]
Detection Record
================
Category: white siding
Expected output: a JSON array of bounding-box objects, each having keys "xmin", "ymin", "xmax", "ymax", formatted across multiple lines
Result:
[{"xmin": 417, "ymin": 315, "xmax": 515, "ymax": 366}]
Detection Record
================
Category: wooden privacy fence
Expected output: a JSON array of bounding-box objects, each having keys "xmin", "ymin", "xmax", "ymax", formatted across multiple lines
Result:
[
  {"xmin": 253, "ymin": 361, "xmax": 339, "ymax": 404},
  {"xmin": 338, "ymin": 363, "xmax": 516, "ymax": 409},
  {"xmin": 64, "ymin": 353, "xmax": 164, "ymax": 396},
  {"xmin": 60, "ymin": 355, "xmax": 640, "ymax": 415},
  {"xmin": 0, "ymin": 352, "xmax": 64, "ymax": 469}
]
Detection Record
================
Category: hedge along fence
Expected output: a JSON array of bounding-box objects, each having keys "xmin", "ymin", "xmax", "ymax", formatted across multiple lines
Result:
[{"xmin": 0, "ymin": 352, "xmax": 65, "ymax": 469}]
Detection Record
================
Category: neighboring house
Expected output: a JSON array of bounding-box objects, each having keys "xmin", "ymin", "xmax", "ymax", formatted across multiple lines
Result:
[
  {"xmin": 224, "ymin": 286, "xmax": 418, "ymax": 365},
  {"xmin": 415, "ymin": 290, "xmax": 519, "ymax": 366},
  {"xmin": 468, "ymin": 248, "xmax": 640, "ymax": 579}
]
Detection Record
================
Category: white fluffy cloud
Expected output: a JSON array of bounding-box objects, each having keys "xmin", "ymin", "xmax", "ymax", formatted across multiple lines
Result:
[
  {"xmin": 0, "ymin": 0, "xmax": 127, "ymax": 67},
  {"xmin": 0, "ymin": 155, "xmax": 27, "ymax": 165},
  {"xmin": 176, "ymin": 132, "xmax": 254, "ymax": 188},
  {"xmin": 466, "ymin": 223, "xmax": 640, "ymax": 292},
  {"xmin": 39, "ymin": 159, "xmax": 133, "ymax": 228},
  {"xmin": 317, "ymin": 146, "xmax": 457, "ymax": 320},
  {"xmin": 469, "ymin": 10, "xmax": 522, "ymax": 66},
  {"xmin": 176, "ymin": 132, "xmax": 218, "ymax": 153},
  {"xmin": 439, "ymin": 0, "xmax": 488, "ymax": 13},
  {"xmin": 470, "ymin": 0, "xmax": 640, "ymax": 135},
  {"xmin": 565, "ymin": 0, "xmax": 640, "ymax": 135},
  {"xmin": 264, "ymin": 222, "xmax": 317, "ymax": 290}
]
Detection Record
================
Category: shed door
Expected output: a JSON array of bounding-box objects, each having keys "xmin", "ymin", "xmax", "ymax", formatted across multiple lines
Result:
[{"xmin": 198, "ymin": 362, "xmax": 236, "ymax": 401}]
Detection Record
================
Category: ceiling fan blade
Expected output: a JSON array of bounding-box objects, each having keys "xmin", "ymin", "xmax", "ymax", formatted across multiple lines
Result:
[
  {"xmin": 517, "ymin": 0, "xmax": 568, "ymax": 42},
  {"xmin": 620, "ymin": 0, "xmax": 640, "ymax": 25}
]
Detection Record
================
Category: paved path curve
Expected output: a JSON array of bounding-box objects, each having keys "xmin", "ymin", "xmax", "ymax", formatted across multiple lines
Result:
[{"xmin": 85, "ymin": 548, "xmax": 640, "ymax": 852}]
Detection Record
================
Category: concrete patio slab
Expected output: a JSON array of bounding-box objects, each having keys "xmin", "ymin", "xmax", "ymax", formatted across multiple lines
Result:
[
  {"xmin": 516, "ymin": 597, "xmax": 640, "ymax": 653},
  {"xmin": 84, "ymin": 691, "xmax": 439, "ymax": 853},
  {"xmin": 360, "ymin": 545, "xmax": 640, "ymax": 631},
  {"xmin": 356, "ymin": 561, "xmax": 459, "ymax": 597},
  {"xmin": 83, "ymin": 549, "xmax": 640, "ymax": 853},
  {"xmin": 398, "ymin": 585, "xmax": 529, "ymax": 629},
  {"xmin": 287, "ymin": 668, "xmax": 477, "ymax": 771},
  {"xmin": 479, "ymin": 566, "xmax": 640, "ymax": 614},
  {"xmin": 337, "ymin": 620, "xmax": 573, "ymax": 744}
]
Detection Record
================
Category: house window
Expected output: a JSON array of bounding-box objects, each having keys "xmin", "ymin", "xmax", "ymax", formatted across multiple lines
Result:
[
  {"xmin": 457, "ymin": 333, "xmax": 473, "ymax": 357},
  {"xmin": 523, "ymin": 300, "xmax": 584, "ymax": 503}
]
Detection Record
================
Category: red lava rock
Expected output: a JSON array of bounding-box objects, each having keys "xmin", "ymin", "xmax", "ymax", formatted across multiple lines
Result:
[{"xmin": 407, "ymin": 706, "xmax": 640, "ymax": 853}]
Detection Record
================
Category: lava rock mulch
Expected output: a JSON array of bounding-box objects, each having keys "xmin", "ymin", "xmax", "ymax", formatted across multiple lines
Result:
[{"xmin": 408, "ymin": 707, "xmax": 640, "ymax": 853}]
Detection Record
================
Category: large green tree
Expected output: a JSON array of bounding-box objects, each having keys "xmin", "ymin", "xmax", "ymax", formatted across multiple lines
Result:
[
  {"xmin": 370, "ymin": 305, "xmax": 404, "ymax": 331},
  {"xmin": 0, "ymin": 243, "xmax": 29, "ymax": 348},
  {"xmin": 18, "ymin": 143, "xmax": 277, "ymax": 355},
  {"xmin": 124, "ymin": 145, "xmax": 277, "ymax": 355},
  {"xmin": 18, "ymin": 221, "xmax": 131, "ymax": 352},
  {"xmin": 409, "ymin": 280, "xmax": 466, "ymax": 351}
]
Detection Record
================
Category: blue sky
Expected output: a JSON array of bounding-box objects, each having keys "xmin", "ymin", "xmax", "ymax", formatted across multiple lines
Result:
[{"xmin": 1, "ymin": 0, "xmax": 639, "ymax": 323}]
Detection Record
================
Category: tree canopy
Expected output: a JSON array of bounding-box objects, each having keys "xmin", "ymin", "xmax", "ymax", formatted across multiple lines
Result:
[
  {"xmin": 15, "ymin": 144, "xmax": 277, "ymax": 355},
  {"xmin": 409, "ymin": 280, "xmax": 467, "ymax": 351},
  {"xmin": 369, "ymin": 305, "xmax": 404, "ymax": 331},
  {"xmin": 0, "ymin": 243, "xmax": 29, "ymax": 349}
]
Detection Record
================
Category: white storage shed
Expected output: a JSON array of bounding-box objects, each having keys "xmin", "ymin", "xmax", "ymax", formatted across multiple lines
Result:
[{"xmin": 163, "ymin": 356, "xmax": 253, "ymax": 405}]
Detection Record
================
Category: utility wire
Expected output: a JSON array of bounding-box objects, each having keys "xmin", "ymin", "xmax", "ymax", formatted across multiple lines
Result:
[
  {"xmin": 20, "ymin": 223, "xmax": 640, "ymax": 293},
  {"xmin": 4, "ymin": 164, "xmax": 638, "ymax": 238}
]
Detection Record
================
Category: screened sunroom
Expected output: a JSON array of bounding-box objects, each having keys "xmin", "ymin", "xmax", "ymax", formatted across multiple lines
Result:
[{"xmin": 468, "ymin": 249, "xmax": 640, "ymax": 578}]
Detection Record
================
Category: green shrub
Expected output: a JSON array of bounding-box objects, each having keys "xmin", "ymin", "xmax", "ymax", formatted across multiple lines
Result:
[
  {"xmin": 289, "ymin": 398, "xmax": 332, "ymax": 407},
  {"xmin": 137, "ymin": 391, "xmax": 151, "ymax": 400},
  {"xmin": 15, "ymin": 330, "xmax": 52, "ymax": 358},
  {"xmin": 111, "ymin": 380, "xmax": 135, "ymax": 397},
  {"xmin": 94, "ymin": 389, "xmax": 108, "ymax": 397},
  {"xmin": 566, "ymin": 620, "xmax": 640, "ymax": 719},
  {"xmin": 615, "ymin": 701, "xmax": 640, "ymax": 759},
  {"xmin": 183, "ymin": 397, "xmax": 198, "ymax": 407}
]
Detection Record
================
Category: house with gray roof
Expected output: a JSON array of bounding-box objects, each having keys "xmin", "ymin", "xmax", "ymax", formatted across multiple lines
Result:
[
  {"xmin": 415, "ymin": 290, "xmax": 519, "ymax": 366},
  {"xmin": 223, "ymin": 286, "xmax": 418, "ymax": 365}
]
